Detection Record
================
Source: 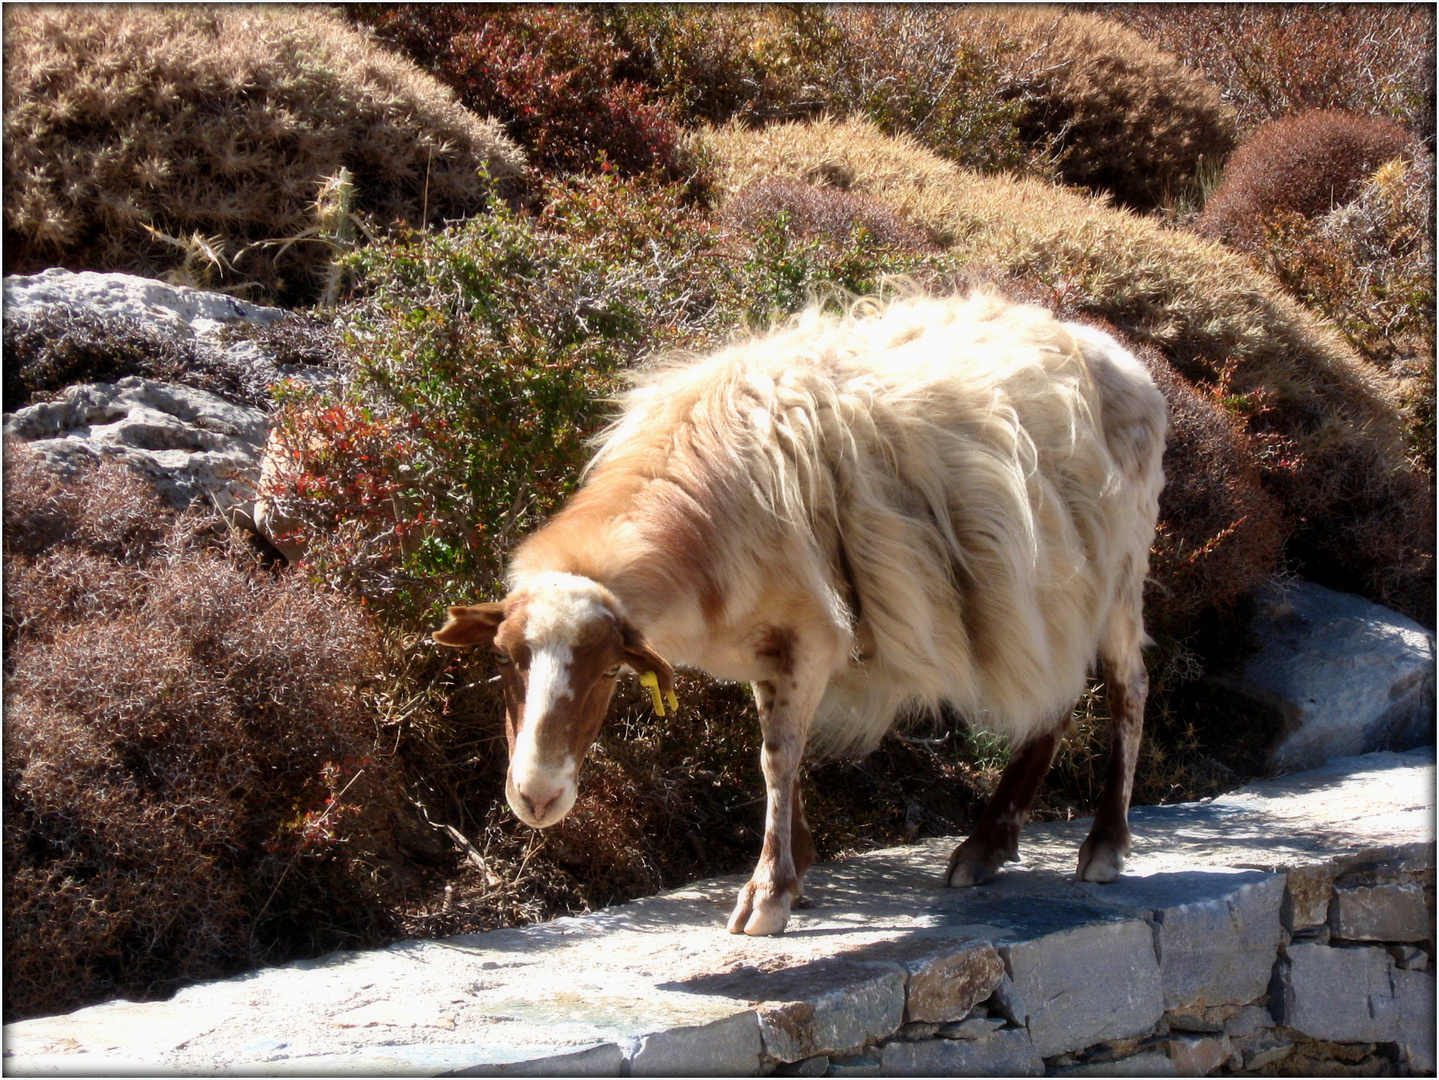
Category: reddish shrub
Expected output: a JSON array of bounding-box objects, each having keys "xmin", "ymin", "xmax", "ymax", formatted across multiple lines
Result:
[
  {"xmin": 1139, "ymin": 351, "xmax": 1290, "ymax": 645},
  {"xmin": 1196, "ymin": 110, "xmax": 1417, "ymax": 248},
  {"xmin": 355, "ymin": 5, "xmax": 689, "ymax": 179},
  {"xmin": 3, "ymin": 447, "xmax": 413, "ymax": 1021}
]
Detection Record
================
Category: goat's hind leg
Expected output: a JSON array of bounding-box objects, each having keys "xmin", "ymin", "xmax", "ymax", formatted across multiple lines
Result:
[
  {"xmin": 1076, "ymin": 650, "xmax": 1147, "ymax": 883},
  {"xmin": 946, "ymin": 722, "xmax": 1065, "ymax": 888}
]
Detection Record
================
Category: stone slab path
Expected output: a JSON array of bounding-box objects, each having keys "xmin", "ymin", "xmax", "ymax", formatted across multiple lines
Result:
[{"xmin": 5, "ymin": 748, "xmax": 1433, "ymax": 1076}]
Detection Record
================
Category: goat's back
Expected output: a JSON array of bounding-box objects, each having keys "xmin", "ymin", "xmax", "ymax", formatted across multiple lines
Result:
[{"xmin": 590, "ymin": 292, "xmax": 1169, "ymax": 754}]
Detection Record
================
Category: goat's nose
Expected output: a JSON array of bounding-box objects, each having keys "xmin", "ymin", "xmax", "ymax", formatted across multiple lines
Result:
[{"xmin": 516, "ymin": 786, "xmax": 561, "ymax": 822}]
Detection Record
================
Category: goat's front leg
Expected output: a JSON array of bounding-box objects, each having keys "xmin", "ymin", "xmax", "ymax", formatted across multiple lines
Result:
[{"xmin": 728, "ymin": 673, "xmax": 822, "ymax": 936}]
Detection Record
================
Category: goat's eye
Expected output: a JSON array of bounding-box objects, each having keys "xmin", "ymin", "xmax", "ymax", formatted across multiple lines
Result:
[
  {"xmin": 603, "ymin": 664, "xmax": 621, "ymax": 679},
  {"xmin": 493, "ymin": 649, "xmax": 512, "ymax": 666}
]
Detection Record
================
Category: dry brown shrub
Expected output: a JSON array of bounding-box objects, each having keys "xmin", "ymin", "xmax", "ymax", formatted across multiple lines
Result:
[
  {"xmin": 1, "ymin": 306, "xmax": 291, "ymax": 414},
  {"xmin": 3, "ymin": 445, "xmax": 414, "ymax": 1021},
  {"xmin": 3, "ymin": 4, "xmax": 527, "ymax": 303},
  {"xmin": 950, "ymin": 6, "xmax": 1237, "ymax": 210},
  {"xmin": 1096, "ymin": 4, "xmax": 1435, "ymax": 145},
  {"xmin": 698, "ymin": 117, "xmax": 1433, "ymax": 624},
  {"xmin": 718, "ymin": 177, "xmax": 936, "ymax": 253},
  {"xmin": 1196, "ymin": 111, "xmax": 1418, "ymax": 249},
  {"xmin": 611, "ymin": 6, "xmax": 1039, "ymax": 178}
]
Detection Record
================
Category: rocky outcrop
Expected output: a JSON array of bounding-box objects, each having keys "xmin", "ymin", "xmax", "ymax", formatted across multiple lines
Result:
[
  {"xmin": 3, "ymin": 267, "xmax": 288, "ymax": 344},
  {"xmin": 5, "ymin": 748, "xmax": 1432, "ymax": 1077},
  {"xmin": 1215, "ymin": 579, "xmax": 1436, "ymax": 773},
  {"xmin": 3, "ymin": 268, "xmax": 333, "ymax": 540},
  {"xmin": 4, "ymin": 377, "xmax": 269, "ymax": 520}
]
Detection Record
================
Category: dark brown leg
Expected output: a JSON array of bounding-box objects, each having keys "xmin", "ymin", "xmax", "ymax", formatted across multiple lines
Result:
[
  {"xmin": 791, "ymin": 784, "xmax": 817, "ymax": 893},
  {"xmin": 1077, "ymin": 656, "xmax": 1147, "ymax": 882},
  {"xmin": 946, "ymin": 722, "xmax": 1065, "ymax": 887}
]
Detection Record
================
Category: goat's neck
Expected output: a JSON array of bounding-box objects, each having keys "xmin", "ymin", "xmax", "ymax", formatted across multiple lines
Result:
[{"xmin": 510, "ymin": 479, "xmax": 719, "ymax": 662}]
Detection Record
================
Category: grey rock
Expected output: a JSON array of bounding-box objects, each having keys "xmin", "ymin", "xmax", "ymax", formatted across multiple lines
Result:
[
  {"xmin": 1098, "ymin": 869, "xmax": 1284, "ymax": 1012},
  {"xmin": 1394, "ymin": 967, "xmax": 1436, "ymax": 1074},
  {"xmin": 628, "ymin": 1012, "xmax": 762, "ymax": 1077},
  {"xmin": 877, "ymin": 1027, "xmax": 1042, "ymax": 1076},
  {"xmin": 5, "ymin": 377, "xmax": 268, "ymax": 518},
  {"xmin": 773, "ymin": 1054, "xmax": 829, "ymax": 1077},
  {"xmin": 894, "ymin": 1021, "xmax": 940, "ymax": 1040},
  {"xmin": 1329, "ymin": 881, "xmax": 1431, "ymax": 942},
  {"xmin": 756, "ymin": 966, "xmax": 906, "ymax": 1064},
  {"xmin": 1214, "ymin": 579, "xmax": 1436, "ymax": 774},
  {"xmin": 1388, "ymin": 943, "xmax": 1426, "ymax": 969},
  {"xmin": 1001, "ymin": 918, "xmax": 1164, "ymax": 1058},
  {"xmin": 1165, "ymin": 1033, "xmax": 1231, "ymax": 1077},
  {"xmin": 4, "ymin": 269, "xmax": 338, "ymax": 552},
  {"xmin": 936, "ymin": 1016, "xmax": 1006, "ymax": 1040},
  {"xmin": 2, "ymin": 269, "xmax": 322, "ymax": 409},
  {"xmin": 983, "ymin": 973, "xmax": 1028, "ymax": 1028},
  {"xmin": 1282, "ymin": 866, "xmax": 1337, "ymax": 931},
  {"xmin": 4, "ymin": 269, "xmax": 286, "ymax": 343},
  {"xmin": 1273, "ymin": 943, "xmax": 1402, "ymax": 1041},
  {"xmin": 895, "ymin": 940, "xmax": 1004, "ymax": 1025},
  {"xmin": 1221, "ymin": 1006, "xmax": 1274, "ymax": 1040},
  {"xmin": 1165, "ymin": 1013, "xmax": 1224, "ymax": 1035},
  {"xmin": 825, "ymin": 1052, "xmax": 881, "ymax": 1077},
  {"xmin": 1054, "ymin": 1049, "xmax": 1177, "ymax": 1077},
  {"xmin": 1241, "ymin": 1042, "xmax": 1294, "ymax": 1071}
]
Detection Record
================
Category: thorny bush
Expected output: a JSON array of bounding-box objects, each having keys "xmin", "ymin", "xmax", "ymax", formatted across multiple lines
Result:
[{"xmin": 3, "ymin": 446, "xmax": 415, "ymax": 1022}]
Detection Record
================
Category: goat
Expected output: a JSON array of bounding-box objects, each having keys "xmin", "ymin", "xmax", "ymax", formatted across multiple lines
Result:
[{"xmin": 434, "ymin": 291, "xmax": 1168, "ymax": 936}]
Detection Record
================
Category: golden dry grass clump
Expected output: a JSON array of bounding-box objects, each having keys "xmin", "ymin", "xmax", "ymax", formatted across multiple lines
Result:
[
  {"xmin": 699, "ymin": 117, "xmax": 1433, "ymax": 623},
  {"xmin": 3, "ymin": 4, "xmax": 527, "ymax": 303},
  {"xmin": 949, "ymin": 6, "xmax": 1237, "ymax": 211}
]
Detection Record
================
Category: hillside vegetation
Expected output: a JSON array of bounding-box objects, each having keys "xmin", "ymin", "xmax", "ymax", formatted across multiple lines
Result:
[{"xmin": 4, "ymin": 2, "xmax": 1432, "ymax": 1022}]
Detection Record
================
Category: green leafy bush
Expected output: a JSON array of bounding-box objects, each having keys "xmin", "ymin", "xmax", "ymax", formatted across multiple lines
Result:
[
  {"xmin": 263, "ymin": 171, "xmax": 939, "ymax": 625},
  {"xmin": 3, "ymin": 5, "xmax": 526, "ymax": 304}
]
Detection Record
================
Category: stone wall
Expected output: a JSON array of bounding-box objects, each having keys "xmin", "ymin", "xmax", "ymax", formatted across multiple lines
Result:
[{"xmin": 4, "ymin": 749, "xmax": 1433, "ymax": 1077}]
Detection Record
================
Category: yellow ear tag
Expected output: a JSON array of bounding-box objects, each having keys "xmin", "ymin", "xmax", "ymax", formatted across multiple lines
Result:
[{"xmin": 639, "ymin": 671, "xmax": 679, "ymax": 716}]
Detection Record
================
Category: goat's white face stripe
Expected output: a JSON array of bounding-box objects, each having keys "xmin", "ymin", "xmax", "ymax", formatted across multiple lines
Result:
[
  {"xmin": 522, "ymin": 641, "xmax": 575, "ymax": 732},
  {"xmin": 511, "ymin": 642, "xmax": 578, "ymax": 800}
]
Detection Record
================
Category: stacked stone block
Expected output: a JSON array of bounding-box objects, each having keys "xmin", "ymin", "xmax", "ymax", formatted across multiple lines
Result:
[{"xmin": 4, "ymin": 750, "xmax": 1432, "ymax": 1076}]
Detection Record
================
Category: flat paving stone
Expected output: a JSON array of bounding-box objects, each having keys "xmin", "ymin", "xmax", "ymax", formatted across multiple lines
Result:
[{"xmin": 4, "ymin": 749, "xmax": 1432, "ymax": 1076}]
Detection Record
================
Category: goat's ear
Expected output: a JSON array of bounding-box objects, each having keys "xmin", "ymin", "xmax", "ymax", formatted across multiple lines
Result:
[
  {"xmin": 432, "ymin": 603, "xmax": 506, "ymax": 648},
  {"xmin": 619, "ymin": 619, "xmax": 675, "ymax": 697}
]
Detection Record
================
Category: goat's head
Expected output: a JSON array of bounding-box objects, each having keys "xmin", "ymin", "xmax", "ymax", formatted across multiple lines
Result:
[{"xmin": 432, "ymin": 572, "xmax": 674, "ymax": 829}]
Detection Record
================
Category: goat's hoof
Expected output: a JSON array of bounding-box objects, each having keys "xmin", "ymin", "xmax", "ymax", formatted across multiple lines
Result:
[
  {"xmin": 945, "ymin": 842, "xmax": 1010, "ymax": 888},
  {"xmin": 727, "ymin": 882, "xmax": 793, "ymax": 936},
  {"xmin": 1076, "ymin": 836, "xmax": 1128, "ymax": 883}
]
